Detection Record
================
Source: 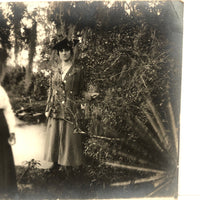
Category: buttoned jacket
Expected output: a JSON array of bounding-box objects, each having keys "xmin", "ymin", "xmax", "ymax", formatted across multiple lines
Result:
[{"xmin": 45, "ymin": 64, "xmax": 85, "ymax": 123}]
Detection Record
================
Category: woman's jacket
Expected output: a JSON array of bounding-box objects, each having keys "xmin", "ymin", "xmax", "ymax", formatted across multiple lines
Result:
[{"xmin": 45, "ymin": 65, "xmax": 85, "ymax": 126}]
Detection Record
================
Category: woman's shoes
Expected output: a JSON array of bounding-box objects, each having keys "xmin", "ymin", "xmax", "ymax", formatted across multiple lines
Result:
[{"xmin": 48, "ymin": 162, "xmax": 60, "ymax": 172}]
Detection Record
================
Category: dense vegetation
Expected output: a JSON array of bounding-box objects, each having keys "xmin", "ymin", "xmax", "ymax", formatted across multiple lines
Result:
[{"xmin": 0, "ymin": 1, "xmax": 183, "ymax": 198}]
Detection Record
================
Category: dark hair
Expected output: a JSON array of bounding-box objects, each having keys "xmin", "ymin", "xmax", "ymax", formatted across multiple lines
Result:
[
  {"xmin": 58, "ymin": 47, "xmax": 73, "ymax": 57},
  {"xmin": 53, "ymin": 38, "xmax": 79, "ymax": 56},
  {"xmin": 0, "ymin": 48, "xmax": 8, "ymax": 63},
  {"xmin": 0, "ymin": 48, "xmax": 8, "ymax": 82}
]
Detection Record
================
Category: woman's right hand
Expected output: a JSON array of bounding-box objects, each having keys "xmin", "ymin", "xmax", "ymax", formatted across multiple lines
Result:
[
  {"xmin": 8, "ymin": 132, "xmax": 16, "ymax": 145},
  {"xmin": 83, "ymin": 92, "xmax": 99, "ymax": 100},
  {"xmin": 90, "ymin": 92, "xmax": 99, "ymax": 99}
]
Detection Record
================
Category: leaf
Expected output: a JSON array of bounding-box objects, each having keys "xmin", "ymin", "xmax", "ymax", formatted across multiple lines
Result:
[
  {"xmin": 146, "ymin": 99, "xmax": 169, "ymax": 150},
  {"xmin": 143, "ymin": 109, "xmax": 166, "ymax": 150},
  {"xmin": 105, "ymin": 162, "xmax": 166, "ymax": 174},
  {"xmin": 135, "ymin": 116, "xmax": 164, "ymax": 153},
  {"xmin": 168, "ymin": 101, "xmax": 178, "ymax": 157},
  {"xmin": 134, "ymin": 173, "xmax": 165, "ymax": 184}
]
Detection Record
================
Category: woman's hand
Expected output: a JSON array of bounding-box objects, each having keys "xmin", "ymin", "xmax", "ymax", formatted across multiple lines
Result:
[
  {"xmin": 8, "ymin": 132, "xmax": 16, "ymax": 145},
  {"xmin": 90, "ymin": 92, "xmax": 99, "ymax": 99},
  {"xmin": 83, "ymin": 92, "xmax": 99, "ymax": 100}
]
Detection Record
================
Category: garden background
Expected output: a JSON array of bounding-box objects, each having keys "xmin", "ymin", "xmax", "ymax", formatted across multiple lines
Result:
[{"xmin": 0, "ymin": 1, "xmax": 183, "ymax": 199}]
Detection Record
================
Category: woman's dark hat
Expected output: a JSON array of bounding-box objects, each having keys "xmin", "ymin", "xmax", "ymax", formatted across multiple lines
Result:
[{"xmin": 53, "ymin": 38, "xmax": 79, "ymax": 51}]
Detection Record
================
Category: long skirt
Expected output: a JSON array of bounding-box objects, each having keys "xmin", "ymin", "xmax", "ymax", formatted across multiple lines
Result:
[
  {"xmin": 0, "ymin": 109, "xmax": 17, "ymax": 195},
  {"xmin": 44, "ymin": 117, "xmax": 83, "ymax": 166}
]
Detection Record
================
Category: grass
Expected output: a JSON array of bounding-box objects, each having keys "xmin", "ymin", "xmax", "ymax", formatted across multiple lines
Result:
[{"xmin": 15, "ymin": 156, "xmax": 176, "ymax": 200}]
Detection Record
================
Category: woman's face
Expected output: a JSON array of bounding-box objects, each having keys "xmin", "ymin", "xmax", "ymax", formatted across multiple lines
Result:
[{"xmin": 59, "ymin": 49, "xmax": 71, "ymax": 62}]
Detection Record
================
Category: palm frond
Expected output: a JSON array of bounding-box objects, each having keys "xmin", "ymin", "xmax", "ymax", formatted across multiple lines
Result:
[
  {"xmin": 104, "ymin": 98, "xmax": 179, "ymax": 197},
  {"xmin": 167, "ymin": 101, "xmax": 178, "ymax": 157},
  {"xmin": 134, "ymin": 173, "xmax": 165, "ymax": 184},
  {"xmin": 146, "ymin": 99, "xmax": 170, "ymax": 150},
  {"xmin": 135, "ymin": 116, "xmax": 165, "ymax": 153},
  {"xmin": 105, "ymin": 162, "xmax": 166, "ymax": 174},
  {"xmin": 143, "ymin": 109, "xmax": 167, "ymax": 150},
  {"xmin": 147, "ymin": 179, "xmax": 172, "ymax": 197}
]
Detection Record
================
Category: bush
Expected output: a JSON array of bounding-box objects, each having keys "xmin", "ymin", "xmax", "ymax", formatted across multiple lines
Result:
[{"xmin": 2, "ymin": 67, "xmax": 49, "ymax": 123}]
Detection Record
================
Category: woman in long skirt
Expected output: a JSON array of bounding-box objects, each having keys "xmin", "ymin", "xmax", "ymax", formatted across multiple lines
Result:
[
  {"xmin": 0, "ymin": 85, "xmax": 17, "ymax": 197},
  {"xmin": 44, "ymin": 38, "xmax": 89, "ymax": 172}
]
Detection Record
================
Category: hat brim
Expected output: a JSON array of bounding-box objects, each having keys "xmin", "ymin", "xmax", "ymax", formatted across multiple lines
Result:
[{"xmin": 53, "ymin": 38, "xmax": 79, "ymax": 51}]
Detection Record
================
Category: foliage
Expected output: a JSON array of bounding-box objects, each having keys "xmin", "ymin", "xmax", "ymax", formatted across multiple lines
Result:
[
  {"xmin": 8, "ymin": 3, "xmax": 26, "ymax": 62},
  {"xmin": 2, "ymin": 66, "xmax": 49, "ymax": 123},
  {"xmin": 3, "ymin": 66, "xmax": 26, "ymax": 95},
  {"xmin": 47, "ymin": 1, "xmax": 181, "ymax": 123},
  {"xmin": 25, "ymin": 21, "xmax": 37, "ymax": 91},
  {"xmin": 3, "ymin": 66, "xmax": 49, "ymax": 100},
  {"xmin": 0, "ymin": 2, "xmax": 52, "ymax": 93},
  {"xmin": 0, "ymin": 1, "xmax": 182, "ymax": 197},
  {"xmin": 15, "ymin": 158, "xmax": 170, "ymax": 199},
  {"xmin": 0, "ymin": 7, "xmax": 11, "ymax": 49},
  {"xmin": 60, "ymin": 2, "xmax": 181, "ymax": 196}
]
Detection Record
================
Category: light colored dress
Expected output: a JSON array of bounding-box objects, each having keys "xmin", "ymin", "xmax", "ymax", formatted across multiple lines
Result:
[
  {"xmin": 44, "ymin": 65, "xmax": 85, "ymax": 166},
  {"xmin": 0, "ymin": 85, "xmax": 15, "ymax": 133}
]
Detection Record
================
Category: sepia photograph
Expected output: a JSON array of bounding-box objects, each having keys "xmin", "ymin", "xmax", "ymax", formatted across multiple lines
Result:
[{"xmin": 0, "ymin": 1, "xmax": 183, "ymax": 199}]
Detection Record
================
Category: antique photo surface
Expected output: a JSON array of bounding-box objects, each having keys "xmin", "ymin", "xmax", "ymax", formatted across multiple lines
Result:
[{"xmin": 0, "ymin": 1, "xmax": 184, "ymax": 199}]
